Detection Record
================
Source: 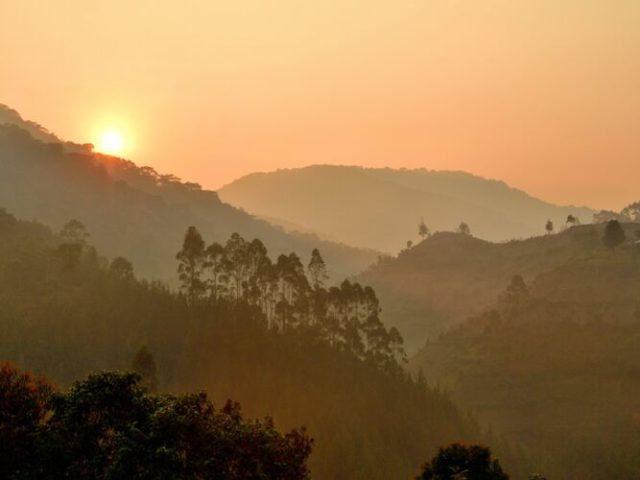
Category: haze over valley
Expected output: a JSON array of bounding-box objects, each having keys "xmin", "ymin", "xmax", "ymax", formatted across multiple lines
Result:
[{"xmin": 3, "ymin": 1, "xmax": 640, "ymax": 478}]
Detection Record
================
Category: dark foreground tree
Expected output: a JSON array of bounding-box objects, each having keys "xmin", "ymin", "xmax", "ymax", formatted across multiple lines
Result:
[
  {"xmin": 0, "ymin": 363, "xmax": 53, "ymax": 479},
  {"xmin": 0, "ymin": 364, "xmax": 312, "ymax": 480},
  {"xmin": 603, "ymin": 220, "xmax": 626, "ymax": 249},
  {"xmin": 417, "ymin": 444, "xmax": 509, "ymax": 480}
]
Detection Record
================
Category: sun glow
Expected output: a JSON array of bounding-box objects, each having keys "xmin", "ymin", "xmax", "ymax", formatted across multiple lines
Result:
[{"xmin": 99, "ymin": 130, "xmax": 124, "ymax": 155}]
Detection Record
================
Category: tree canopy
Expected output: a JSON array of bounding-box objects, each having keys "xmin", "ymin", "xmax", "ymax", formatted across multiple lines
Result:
[
  {"xmin": 417, "ymin": 444, "xmax": 509, "ymax": 480},
  {"xmin": 0, "ymin": 364, "xmax": 312, "ymax": 479}
]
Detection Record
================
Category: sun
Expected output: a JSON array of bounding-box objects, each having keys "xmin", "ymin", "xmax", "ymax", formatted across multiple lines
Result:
[{"xmin": 99, "ymin": 130, "xmax": 124, "ymax": 155}]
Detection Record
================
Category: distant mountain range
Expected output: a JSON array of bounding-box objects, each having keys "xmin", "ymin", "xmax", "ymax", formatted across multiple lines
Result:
[
  {"xmin": 219, "ymin": 165, "xmax": 595, "ymax": 252},
  {"xmin": 0, "ymin": 105, "xmax": 378, "ymax": 282}
]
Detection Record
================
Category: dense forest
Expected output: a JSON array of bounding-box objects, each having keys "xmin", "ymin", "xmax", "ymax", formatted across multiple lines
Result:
[
  {"xmin": 360, "ymin": 221, "xmax": 640, "ymax": 352},
  {"xmin": 0, "ymin": 207, "xmax": 520, "ymax": 479},
  {"xmin": 5, "ymin": 103, "xmax": 640, "ymax": 479},
  {"xmin": 412, "ymin": 222, "xmax": 640, "ymax": 479},
  {"xmin": 1, "ymin": 364, "xmax": 313, "ymax": 479}
]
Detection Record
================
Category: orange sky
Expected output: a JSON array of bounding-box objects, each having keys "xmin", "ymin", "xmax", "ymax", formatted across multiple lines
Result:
[{"xmin": 2, "ymin": 0, "xmax": 639, "ymax": 210}]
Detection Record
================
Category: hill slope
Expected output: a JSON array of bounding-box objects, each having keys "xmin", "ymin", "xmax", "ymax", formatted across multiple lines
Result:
[
  {"xmin": 0, "ymin": 207, "xmax": 523, "ymax": 480},
  {"xmin": 219, "ymin": 165, "xmax": 594, "ymax": 252},
  {"xmin": 358, "ymin": 223, "xmax": 640, "ymax": 352},
  {"xmin": 410, "ymin": 248, "xmax": 640, "ymax": 480},
  {"xmin": 0, "ymin": 106, "xmax": 377, "ymax": 282}
]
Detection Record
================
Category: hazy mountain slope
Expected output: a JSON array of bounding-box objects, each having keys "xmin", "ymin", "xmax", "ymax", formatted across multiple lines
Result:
[
  {"xmin": 358, "ymin": 223, "xmax": 640, "ymax": 352},
  {"xmin": 219, "ymin": 165, "xmax": 595, "ymax": 252},
  {"xmin": 0, "ymin": 104, "xmax": 61, "ymax": 144},
  {"xmin": 410, "ymin": 247, "xmax": 640, "ymax": 480},
  {"xmin": 0, "ymin": 113, "xmax": 377, "ymax": 282},
  {"xmin": 0, "ymin": 207, "xmax": 526, "ymax": 480}
]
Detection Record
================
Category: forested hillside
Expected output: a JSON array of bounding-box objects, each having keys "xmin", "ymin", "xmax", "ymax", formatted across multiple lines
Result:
[
  {"xmin": 359, "ymin": 222, "xmax": 640, "ymax": 352},
  {"xmin": 0, "ymin": 106, "xmax": 378, "ymax": 282},
  {"xmin": 0, "ymin": 207, "xmax": 521, "ymax": 479},
  {"xmin": 409, "ymin": 222, "xmax": 640, "ymax": 479},
  {"xmin": 219, "ymin": 165, "xmax": 594, "ymax": 252}
]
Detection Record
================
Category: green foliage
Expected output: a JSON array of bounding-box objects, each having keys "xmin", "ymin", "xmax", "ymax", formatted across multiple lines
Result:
[
  {"xmin": 417, "ymin": 444, "xmax": 509, "ymax": 480},
  {"xmin": 0, "ymin": 366, "xmax": 312, "ymax": 479}
]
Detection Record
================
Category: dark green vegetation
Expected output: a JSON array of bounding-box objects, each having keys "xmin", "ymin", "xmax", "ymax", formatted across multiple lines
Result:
[
  {"xmin": 417, "ymin": 444, "xmax": 509, "ymax": 480},
  {"xmin": 1, "ymin": 363, "xmax": 312, "ymax": 479},
  {"xmin": 218, "ymin": 165, "xmax": 594, "ymax": 252},
  {"xmin": 0, "ymin": 105, "xmax": 377, "ymax": 282},
  {"xmin": 0, "ymin": 207, "xmax": 516, "ymax": 479},
  {"xmin": 174, "ymin": 225, "xmax": 405, "ymax": 371},
  {"xmin": 412, "ymin": 223, "xmax": 640, "ymax": 479},
  {"xmin": 360, "ymin": 222, "xmax": 640, "ymax": 352}
]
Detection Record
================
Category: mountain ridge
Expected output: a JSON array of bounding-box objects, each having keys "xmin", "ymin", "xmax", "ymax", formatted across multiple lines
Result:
[
  {"xmin": 0, "ymin": 105, "xmax": 378, "ymax": 282},
  {"xmin": 358, "ymin": 222, "xmax": 640, "ymax": 352},
  {"xmin": 219, "ymin": 164, "xmax": 595, "ymax": 253}
]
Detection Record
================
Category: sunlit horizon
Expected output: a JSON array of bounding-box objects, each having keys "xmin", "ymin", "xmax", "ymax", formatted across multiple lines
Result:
[{"xmin": 3, "ymin": 0, "xmax": 639, "ymax": 210}]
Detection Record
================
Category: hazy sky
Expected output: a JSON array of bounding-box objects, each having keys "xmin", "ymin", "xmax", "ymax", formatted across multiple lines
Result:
[{"xmin": 2, "ymin": 0, "xmax": 639, "ymax": 209}]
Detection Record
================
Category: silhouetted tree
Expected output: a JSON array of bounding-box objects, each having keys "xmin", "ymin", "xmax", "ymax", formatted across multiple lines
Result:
[
  {"xmin": 545, "ymin": 220, "xmax": 554, "ymax": 235},
  {"xmin": 603, "ymin": 220, "xmax": 626, "ymax": 249},
  {"xmin": 417, "ymin": 444, "xmax": 509, "ymax": 480},
  {"xmin": 205, "ymin": 241, "xmax": 227, "ymax": 301},
  {"xmin": 418, "ymin": 218, "xmax": 430, "ymax": 239},
  {"xmin": 566, "ymin": 214, "xmax": 579, "ymax": 227},
  {"xmin": 131, "ymin": 345, "xmax": 158, "ymax": 393},
  {"xmin": 59, "ymin": 219, "xmax": 89, "ymax": 245},
  {"xmin": 308, "ymin": 248, "xmax": 328, "ymax": 289},
  {"xmin": 57, "ymin": 219, "xmax": 90, "ymax": 269},
  {"xmin": 407, "ymin": 240, "xmax": 413, "ymax": 250},
  {"xmin": 3, "ymin": 369, "xmax": 313, "ymax": 479},
  {"xmin": 225, "ymin": 232, "xmax": 250, "ymax": 301},
  {"xmin": 459, "ymin": 222, "xmax": 471, "ymax": 236},
  {"xmin": 109, "ymin": 256, "xmax": 134, "ymax": 280},
  {"xmin": 176, "ymin": 226, "xmax": 207, "ymax": 304},
  {"xmin": 500, "ymin": 275, "xmax": 528, "ymax": 316},
  {"xmin": 593, "ymin": 210, "xmax": 625, "ymax": 224},
  {"xmin": 0, "ymin": 362, "xmax": 53, "ymax": 478},
  {"xmin": 620, "ymin": 201, "xmax": 640, "ymax": 222}
]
